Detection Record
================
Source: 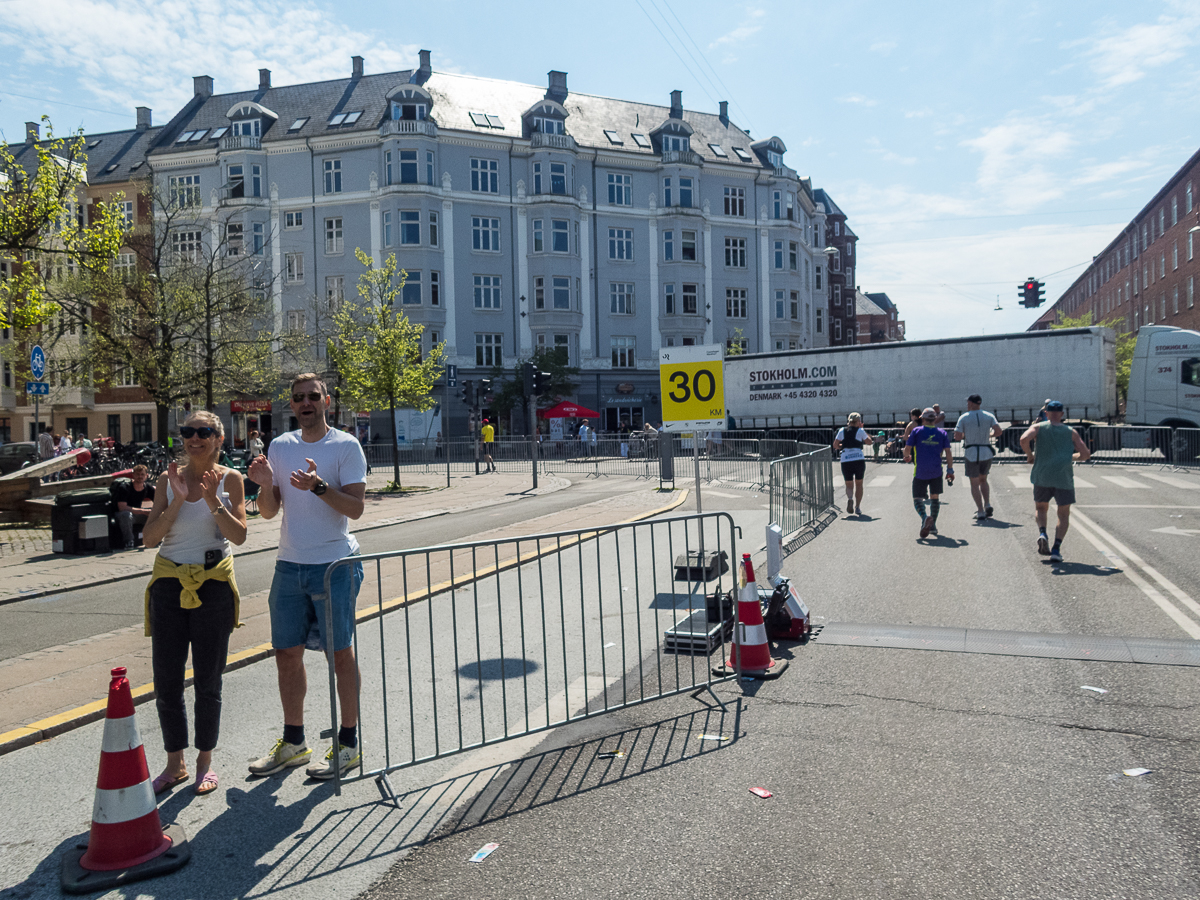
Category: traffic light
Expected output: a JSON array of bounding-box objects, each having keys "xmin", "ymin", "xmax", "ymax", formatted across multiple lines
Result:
[
  {"xmin": 532, "ymin": 368, "xmax": 551, "ymax": 396},
  {"xmin": 522, "ymin": 361, "xmax": 535, "ymax": 397},
  {"xmin": 1019, "ymin": 277, "xmax": 1046, "ymax": 308},
  {"xmin": 459, "ymin": 380, "xmax": 473, "ymax": 405},
  {"xmin": 478, "ymin": 377, "xmax": 493, "ymax": 404}
]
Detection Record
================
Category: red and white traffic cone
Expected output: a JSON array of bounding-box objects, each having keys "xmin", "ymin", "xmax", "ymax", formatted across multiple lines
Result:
[
  {"xmin": 714, "ymin": 555, "xmax": 788, "ymax": 679},
  {"xmin": 61, "ymin": 667, "xmax": 190, "ymax": 894}
]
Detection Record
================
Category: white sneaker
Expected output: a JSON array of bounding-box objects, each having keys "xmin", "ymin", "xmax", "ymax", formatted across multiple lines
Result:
[
  {"xmin": 248, "ymin": 738, "xmax": 311, "ymax": 776},
  {"xmin": 306, "ymin": 743, "xmax": 362, "ymax": 780},
  {"xmin": 975, "ymin": 509, "xmax": 987, "ymax": 520}
]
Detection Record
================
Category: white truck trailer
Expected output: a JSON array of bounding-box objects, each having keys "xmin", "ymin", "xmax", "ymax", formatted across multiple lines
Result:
[{"xmin": 724, "ymin": 325, "xmax": 1200, "ymax": 451}]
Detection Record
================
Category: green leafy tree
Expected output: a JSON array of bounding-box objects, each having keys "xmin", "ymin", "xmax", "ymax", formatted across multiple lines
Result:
[
  {"xmin": 42, "ymin": 186, "xmax": 283, "ymax": 442},
  {"xmin": 328, "ymin": 250, "xmax": 445, "ymax": 488},
  {"xmin": 0, "ymin": 117, "xmax": 124, "ymax": 329},
  {"xmin": 486, "ymin": 347, "xmax": 581, "ymax": 434},
  {"xmin": 1052, "ymin": 311, "xmax": 1137, "ymax": 404}
]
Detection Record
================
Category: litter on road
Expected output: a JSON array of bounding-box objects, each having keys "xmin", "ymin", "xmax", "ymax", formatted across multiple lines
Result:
[
  {"xmin": 469, "ymin": 843, "xmax": 500, "ymax": 862},
  {"xmin": 598, "ymin": 750, "xmax": 625, "ymax": 759},
  {"xmin": 1081, "ymin": 685, "xmax": 1109, "ymax": 694},
  {"xmin": 749, "ymin": 787, "xmax": 773, "ymax": 799},
  {"xmin": 699, "ymin": 734, "xmax": 731, "ymax": 741},
  {"xmin": 1123, "ymin": 768, "xmax": 1152, "ymax": 777}
]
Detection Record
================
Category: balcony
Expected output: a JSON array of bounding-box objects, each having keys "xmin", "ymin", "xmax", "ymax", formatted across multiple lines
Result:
[
  {"xmin": 530, "ymin": 132, "xmax": 575, "ymax": 151},
  {"xmin": 661, "ymin": 150, "xmax": 703, "ymax": 166},
  {"xmin": 379, "ymin": 119, "xmax": 438, "ymax": 138},
  {"xmin": 773, "ymin": 165, "xmax": 798, "ymax": 181},
  {"xmin": 218, "ymin": 183, "xmax": 268, "ymax": 207},
  {"xmin": 219, "ymin": 134, "xmax": 261, "ymax": 152}
]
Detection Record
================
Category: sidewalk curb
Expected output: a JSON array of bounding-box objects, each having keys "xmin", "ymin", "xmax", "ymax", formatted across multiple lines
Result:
[
  {"xmin": 0, "ymin": 487, "xmax": 687, "ymax": 756},
  {"xmin": 0, "ymin": 477, "xmax": 572, "ymax": 606}
]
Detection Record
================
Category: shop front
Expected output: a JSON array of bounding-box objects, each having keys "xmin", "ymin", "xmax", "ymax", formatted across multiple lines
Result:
[{"xmin": 230, "ymin": 399, "xmax": 273, "ymax": 448}]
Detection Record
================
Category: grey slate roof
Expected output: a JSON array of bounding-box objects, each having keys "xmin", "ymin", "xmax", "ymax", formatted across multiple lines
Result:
[
  {"xmin": 865, "ymin": 291, "xmax": 895, "ymax": 312},
  {"xmin": 855, "ymin": 291, "xmax": 888, "ymax": 317},
  {"xmin": 147, "ymin": 67, "xmax": 769, "ymax": 170},
  {"xmin": 83, "ymin": 127, "xmax": 164, "ymax": 183},
  {"xmin": 813, "ymin": 188, "xmax": 845, "ymax": 217}
]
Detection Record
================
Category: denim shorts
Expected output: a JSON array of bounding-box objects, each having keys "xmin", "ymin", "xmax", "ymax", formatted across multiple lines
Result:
[{"xmin": 268, "ymin": 557, "xmax": 363, "ymax": 652}]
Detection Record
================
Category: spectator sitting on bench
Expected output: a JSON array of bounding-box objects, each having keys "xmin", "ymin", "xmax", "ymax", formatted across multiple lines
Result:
[{"xmin": 115, "ymin": 464, "xmax": 155, "ymax": 550}]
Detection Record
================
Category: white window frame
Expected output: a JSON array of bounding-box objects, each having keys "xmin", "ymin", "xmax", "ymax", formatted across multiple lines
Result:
[
  {"xmin": 471, "ymin": 158, "xmax": 499, "ymax": 193},
  {"xmin": 475, "ymin": 332, "xmax": 503, "ymax": 366},
  {"xmin": 401, "ymin": 210, "xmax": 421, "ymax": 245},
  {"xmin": 610, "ymin": 282, "xmax": 635, "ymax": 315},
  {"xmin": 723, "ymin": 186, "xmax": 745, "ymax": 217},
  {"xmin": 285, "ymin": 252, "xmax": 304, "ymax": 283},
  {"xmin": 611, "ymin": 336, "xmax": 636, "ymax": 369},
  {"xmin": 724, "ymin": 237, "xmax": 747, "ymax": 268},
  {"xmin": 325, "ymin": 217, "xmax": 343, "ymax": 255},
  {"xmin": 726, "ymin": 287, "xmax": 748, "ymax": 318},
  {"xmin": 323, "ymin": 158, "xmax": 342, "ymax": 194},
  {"xmin": 608, "ymin": 173, "xmax": 632, "ymax": 206},
  {"xmin": 609, "ymin": 227, "xmax": 633, "ymax": 261},
  {"xmin": 472, "ymin": 216, "xmax": 500, "ymax": 252},
  {"xmin": 473, "ymin": 274, "xmax": 502, "ymax": 310},
  {"xmin": 284, "ymin": 211, "xmax": 303, "ymax": 230}
]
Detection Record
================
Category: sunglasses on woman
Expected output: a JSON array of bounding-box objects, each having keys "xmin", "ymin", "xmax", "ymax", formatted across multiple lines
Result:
[{"xmin": 179, "ymin": 426, "xmax": 217, "ymax": 439}]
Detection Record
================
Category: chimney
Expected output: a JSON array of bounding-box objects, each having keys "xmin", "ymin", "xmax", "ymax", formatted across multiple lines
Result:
[
  {"xmin": 136, "ymin": 107, "xmax": 152, "ymax": 131},
  {"xmin": 259, "ymin": 68, "xmax": 271, "ymax": 90},
  {"xmin": 669, "ymin": 90, "xmax": 683, "ymax": 119},
  {"xmin": 25, "ymin": 121, "xmax": 39, "ymax": 145},
  {"xmin": 412, "ymin": 49, "xmax": 432, "ymax": 85},
  {"xmin": 546, "ymin": 70, "xmax": 568, "ymax": 102},
  {"xmin": 193, "ymin": 75, "xmax": 214, "ymax": 98},
  {"xmin": 352, "ymin": 55, "xmax": 364, "ymax": 79},
  {"xmin": 718, "ymin": 101, "xmax": 728, "ymax": 126}
]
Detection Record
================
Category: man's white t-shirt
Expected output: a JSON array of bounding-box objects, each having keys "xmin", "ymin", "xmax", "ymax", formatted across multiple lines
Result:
[
  {"xmin": 955, "ymin": 409, "xmax": 999, "ymax": 463},
  {"xmin": 269, "ymin": 427, "xmax": 368, "ymax": 564}
]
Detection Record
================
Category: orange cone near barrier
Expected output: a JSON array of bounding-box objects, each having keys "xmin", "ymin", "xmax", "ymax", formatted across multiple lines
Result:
[
  {"xmin": 713, "ymin": 555, "xmax": 788, "ymax": 680},
  {"xmin": 61, "ymin": 667, "xmax": 190, "ymax": 894}
]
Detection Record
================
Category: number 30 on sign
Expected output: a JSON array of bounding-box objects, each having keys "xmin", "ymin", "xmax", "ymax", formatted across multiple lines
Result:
[{"xmin": 658, "ymin": 344, "xmax": 726, "ymax": 432}]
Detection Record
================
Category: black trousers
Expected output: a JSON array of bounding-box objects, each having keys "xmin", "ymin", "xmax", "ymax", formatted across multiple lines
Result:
[{"xmin": 150, "ymin": 577, "xmax": 235, "ymax": 753}]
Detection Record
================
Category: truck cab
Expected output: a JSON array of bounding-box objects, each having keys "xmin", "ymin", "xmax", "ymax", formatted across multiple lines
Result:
[{"xmin": 1125, "ymin": 326, "xmax": 1200, "ymax": 429}]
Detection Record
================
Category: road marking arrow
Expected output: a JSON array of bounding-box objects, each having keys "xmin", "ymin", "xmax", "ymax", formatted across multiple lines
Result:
[{"xmin": 1151, "ymin": 526, "xmax": 1200, "ymax": 536}]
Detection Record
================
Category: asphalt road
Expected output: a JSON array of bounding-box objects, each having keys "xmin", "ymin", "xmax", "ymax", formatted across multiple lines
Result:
[{"xmin": 0, "ymin": 476, "xmax": 649, "ymax": 662}]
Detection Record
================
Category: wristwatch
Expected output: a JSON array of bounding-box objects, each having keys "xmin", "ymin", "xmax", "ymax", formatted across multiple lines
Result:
[{"xmin": 311, "ymin": 478, "xmax": 328, "ymax": 496}]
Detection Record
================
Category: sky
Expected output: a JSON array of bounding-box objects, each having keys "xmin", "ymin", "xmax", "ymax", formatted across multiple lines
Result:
[{"xmin": 3, "ymin": 0, "xmax": 1199, "ymax": 341}]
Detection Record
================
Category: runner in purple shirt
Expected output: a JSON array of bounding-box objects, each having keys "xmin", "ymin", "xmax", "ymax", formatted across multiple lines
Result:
[{"xmin": 904, "ymin": 407, "xmax": 954, "ymax": 539}]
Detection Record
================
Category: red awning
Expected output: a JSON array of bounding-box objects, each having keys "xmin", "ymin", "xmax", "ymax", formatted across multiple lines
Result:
[{"xmin": 538, "ymin": 400, "xmax": 600, "ymax": 419}]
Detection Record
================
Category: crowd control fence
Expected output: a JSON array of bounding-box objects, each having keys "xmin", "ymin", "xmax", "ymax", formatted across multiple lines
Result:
[
  {"xmin": 768, "ymin": 444, "xmax": 835, "ymax": 539},
  {"xmin": 321, "ymin": 512, "xmax": 742, "ymax": 798}
]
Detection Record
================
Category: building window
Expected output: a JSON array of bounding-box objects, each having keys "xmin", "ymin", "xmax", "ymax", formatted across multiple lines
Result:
[
  {"xmin": 1172, "ymin": 196, "xmax": 1178, "ymax": 225},
  {"xmin": 131, "ymin": 414, "xmax": 152, "ymax": 443},
  {"xmin": 553, "ymin": 276, "xmax": 571, "ymax": 309},
  {"xmin": 169, "ymin": 174, "xmax": 201, "ymax": 208},
  {"xmin": 384, "ymin": 150, "xmax": 393, "ymax": 186},
  {"xmin": 429, "ymin": 211, "xmax": 439, "ymax": 247},
  {"xmin": 323, "ymin": 159, "xmax": 342, "ymax": 194},
  {"xmin": 1174, "ymin": 241, "xmax": 1179, "ymax": 270},
  {"xmin": 403, "ymin": 270, "xmax": 421, "ymax": 305},
  {"xmin": 1189, "ymin": 276, "xmax": 1194, "ymax": 309},
  {"xmin": 611, "ymin": 336, "xmax": 636, "ymax": 368},
  {"xmin": 534, "ymin": 275, "xmax": 545, "ymax": 309},
  {"xmin": 1161, "ymin": 252, "xmax": 1166, "ymax": 278},
  {"xmin": 1189, "ymin": 183, "xmax": 1194, "ymax": 213},
  {"xmin": 663, "ymin": 230, "xmax": 674, "ymax": 261},
  {"xmin": 679, "ymin": 176, "xmax": 693, "ymax": 208},
  {"xmin": 608, "ymin": 173, "xmax": 632, "ymax": 206},
  {"xmin": 726, "ymin": 336, "xmax": 748, "ymax": 354},
  {"xmin": 552, "ymin": 219, "xmax": 569, "ymax": 253},
  {"xmin": 113, "ymin": 252, "xmax": 136, "ymax": 282},
  {"xmin": 285, "ymin": 211, "xmax": 303, "ymax": 229},
  {"xmin": 400, "ymin": 149, "xmax": 418, "ymax": 184},
  {"xmin": 225, "ymin": 223, "xmax": 243, "ymax": 256},
  {"xmin": 774, "ymin": 240, "xmax": 784, "ymax": 270},
  {"xmin": 474, "ymin": 275, "xmax": 502, "ymax": 309},
  {"xmin": 834, "ymin": 285, "xmax": 842, "ymax": 306},
  {"xmin": 286, "ymin": 252, "xmax": 304, "ymax": 282},
  {"xmin": 834, "ymin": 318, "xmax": 842, "ymax": 341},
  {"xmin": 1174, "ymin": 286, "xmax": 1179, "ymax": 315},
  {"xmin": 816, "ymin": 308, "xmax": 823, "ymax": 333},
  {"xmin": 532, "ymin": 162, "xmax": 542, "ymax": 195},
  {"xmin": 430, "ymin": 271, "xmax": 440, "ymax": 306},
  {"xmin": 326, "ymin": 276, "xmax": 344, "ymax": 308},
  {"xmin": 472, "ymin": 216, "xmax": 500, "ymax": 251},
  {"xmin": 789, "ymin": 242, "xmax": 798, "ymax": 271},
  {"xmin": 471, "ymin": 158, "xmax": 499, "ymax": 193},
  {"xmin": 533, "ymin": 219, "xmax": 543, "ymax": 252},
  {"xmin": 383, "ymin": 210, "xmax": 392, "ymax": 246},
  {"xmin": 775, "ymin": 289, "xmax": 785, "ymax": 319},
  {"xmin": 610, "ymin": 282, "xmax": 634, "ymax": 315},
  {"xmin": 287, "ymin": 309, "xmax": 307, "ymax": 333},
  {"xmin": 401, "ymin": 210, "xmax": 420, "ymax": 245},
  {"xmin": 325, "ymin": 217, "xmax": 343, "ymax": 254},
  {"xmin": 252, "ymin": 222, "xmax": 264, "ymax": 255},
  {"xmin": 119, "ymin": 200, "xmax": 134, "ymax": 230},
  {"xmin": 427, "ymin": 150, "xmax": 436, "ymax": 186},
  {"xmin": 681, "ymin": 230, "xmax": 696, "ymax": 261},
  {"xmin": 171, "ymin": 230, "xmax": 201, "ymax": 262},
  {"xmin": 663, "ymin": 177, "xmax": 671, "ymax": 207},
  {"xmin": 664, "ymin": 282, "xmax": 676, "ymax": 314},
  {"xmin": 724, "ymin": 187, "xmax": 745, "ymax": 217},
  {"xmin": 726, "ymin": 288, "xmax": 747, "ymax": 318},
  {"xmin": 773, "ymin": 190, "xmax": 782, "ymax": 219},
  {"xmin": 682, "ymin": 283, "xmax": 698, "ymax": 314},
  {"xmin": 724, "ymin": 237, "xmax": 747, "ymax": 268},
  {"xmin": 609, "ymin": 227, "xmax": 633, "ymax": 260},
  {"xmin": 790, "ymin": 291, "xmax": 799, "ymax": 319},
  {"xmin": 475, "ymin": 333, "xmax": 502, "ymax": 366},
  {"xmin": 550, "ymin": 162, "xmax": 567, "ymax": 195}
]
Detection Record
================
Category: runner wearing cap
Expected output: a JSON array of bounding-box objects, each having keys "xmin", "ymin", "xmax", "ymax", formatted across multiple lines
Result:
[
  {"xmin": 481, "ymin": 419, "xmax": 496, "ymax": 472},
  {"xmin": 904, "ymin": 408, "xmax": 953, "ymax": 539},
  {"xmin": 833, "ymin": 412, "xmax": 873, "ymax": 516},
  {"xmin": 1019, "ymin": 400, "xmax": 1090, "ymax": 563},
  {"xmin": 954, "ymin": 394, "xmax": 1004, "ymax": 521}
]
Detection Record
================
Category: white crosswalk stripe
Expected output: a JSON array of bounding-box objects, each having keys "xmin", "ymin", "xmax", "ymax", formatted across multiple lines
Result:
[
  {"xmin": 1138, "ymin": 472, "xmax": 1200, "ymax": 490},
  {"xmin": 1100, "ymin": 475, "xmax": 1151, "ymax": 489}
]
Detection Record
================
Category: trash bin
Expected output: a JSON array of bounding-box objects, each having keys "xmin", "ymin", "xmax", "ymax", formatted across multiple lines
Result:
[{"xmin": 51, "ymin": 488, "xmax": 113, "ymax": 554}]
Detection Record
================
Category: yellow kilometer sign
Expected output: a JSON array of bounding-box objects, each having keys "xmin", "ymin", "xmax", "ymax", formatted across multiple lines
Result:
[{"xmin": 658, "ymin": 344, "xmax": 726, "ymax": 431}]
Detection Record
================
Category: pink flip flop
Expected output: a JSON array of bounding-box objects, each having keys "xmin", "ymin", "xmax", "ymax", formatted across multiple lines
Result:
[
  {"xmin": 152, "ymin": 771, "xmax": 188, "ymax": 795},
  {"xmin": 194, "ymin": 770, "xmax": 219, "ymax": 796}
]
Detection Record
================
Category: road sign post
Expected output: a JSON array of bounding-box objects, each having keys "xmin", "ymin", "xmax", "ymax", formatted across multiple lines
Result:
[
  {"xmin": 659, "ymin": 344, "xmax": 726, "ymax": 516},
  {"xmin": 30, "ymin": 346, "xmax": 46, "ymax": 444}
]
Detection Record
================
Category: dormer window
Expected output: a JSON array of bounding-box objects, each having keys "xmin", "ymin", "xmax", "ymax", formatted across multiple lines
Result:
[
  {"xmin": 233, "ymin": 119, "xmax": 260, "ymax": 137},
  {"xmin": 533, "ymin": 117, "xmax": 565, "ymax": 135},
  {"xmin": 392, "ymin": 102, "xmax": 427, "ymax": 121},
  {"xmin": 767, "ymin": 149, "xmax": 783, "ymax": 167},
  {"xmin": 662, "ymin": 135, "xmax": 689, "ymax": 152},
  {"xmin": 224, "ymin": 100, "xmax": 278, "ymax": 140}
]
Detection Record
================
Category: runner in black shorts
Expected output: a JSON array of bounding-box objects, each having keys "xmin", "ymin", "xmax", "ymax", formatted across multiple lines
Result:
[{"xmin": 833, "ymin": 412, "xmax": 873, "ymax": 516}]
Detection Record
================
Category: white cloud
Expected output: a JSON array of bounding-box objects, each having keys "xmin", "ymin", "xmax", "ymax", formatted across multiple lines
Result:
[
  {"xmin": 1072, "ymin": 11, "xmax": 1200, "ymax": 88},
  {"xmin": 839, "ymin": 94, "xmax": 877, "ymax": 107},
  {"xmin": 0, "ymin": 0, "xmax": 429, "ymax": 126},
  {"xmin": 869, "ymin": 41, "xmax": 897, "ymax": 54},
  {"xmin": 961, "ymin": 118, "xmax": 1076, "ymax": 210},
  {"xmin": 708, "ymin": 8, "xmax": 766, "ymax": 48}
]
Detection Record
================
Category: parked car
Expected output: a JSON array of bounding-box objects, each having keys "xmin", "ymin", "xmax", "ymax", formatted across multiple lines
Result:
[{"xmin": 0, "ymin": 442, "xmax": 40, "ymax": 475}]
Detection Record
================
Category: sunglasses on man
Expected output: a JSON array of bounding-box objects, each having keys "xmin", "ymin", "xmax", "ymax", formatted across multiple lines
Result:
[
  {"xmin": 179, "ymin": 426, "xmax": 217, "ymax": 439},
  {"xmin": 292, "ymin": 391, "xmax": 324, "ymax": 403}
]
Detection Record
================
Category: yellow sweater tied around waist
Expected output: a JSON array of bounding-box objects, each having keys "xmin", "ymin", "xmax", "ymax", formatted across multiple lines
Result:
[{"xmin": 143, "ymin": 553, "xmax": 242, "ymax": 637}]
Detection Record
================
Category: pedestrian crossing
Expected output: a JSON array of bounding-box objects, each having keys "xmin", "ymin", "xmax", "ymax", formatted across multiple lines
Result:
[{"xmin": 866, "ymin": 469, "xmax": 1195, "ymax": 492}]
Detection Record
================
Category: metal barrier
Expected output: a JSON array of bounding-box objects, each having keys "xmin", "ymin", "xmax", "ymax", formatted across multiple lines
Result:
[
  {"xmin": 321, "ymin": 512, "xmax": 741, "ymax": 796},
  {"xmin": 768, "ymin": 445, "xmax": 835, "ymax": 538}
]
